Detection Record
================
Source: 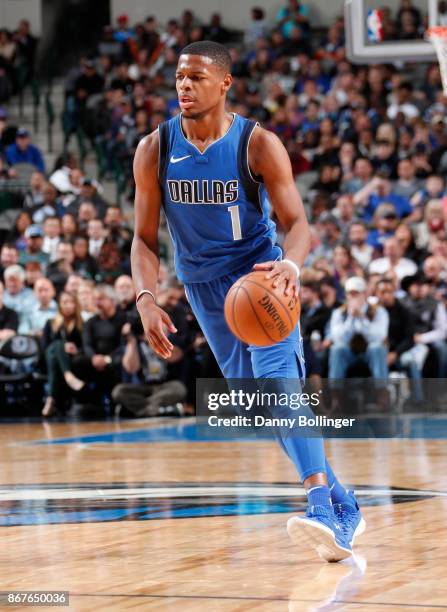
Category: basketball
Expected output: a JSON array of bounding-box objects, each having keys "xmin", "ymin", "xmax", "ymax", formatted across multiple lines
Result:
[{"xmin": 224, "ymin": 271, "xmax": 301, "ymax": 347}]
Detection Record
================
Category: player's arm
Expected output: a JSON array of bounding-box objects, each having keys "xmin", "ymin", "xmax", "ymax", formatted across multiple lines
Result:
[
  {"xmin": 131, "ymin": 131, "xmax": 177, "ymax": 359},
  {"xmin": 249, "ymin": 126, "xmax": 311, "ymax": 297}
]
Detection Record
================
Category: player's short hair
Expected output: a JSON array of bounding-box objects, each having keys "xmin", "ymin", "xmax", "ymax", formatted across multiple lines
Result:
[{"xmin": 180, "ymin": 40, "xmax": 231, "ymax": 72}]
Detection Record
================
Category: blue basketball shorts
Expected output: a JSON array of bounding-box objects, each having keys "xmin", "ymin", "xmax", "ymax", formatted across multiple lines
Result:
[
  {"xmin": 184, "ymin": 260, "xmax": 306, "ymax": 382},
  {"xmin": 184, "ymin": 260, "xmax": 328, "ymax": 481}
]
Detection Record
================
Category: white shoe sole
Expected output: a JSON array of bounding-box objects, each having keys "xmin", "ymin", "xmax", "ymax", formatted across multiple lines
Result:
[
  {"xmin": 350, "ymin": 517, "xmax": 366, "ymax": 547},
  {"xmin": 287, "ymin": 516, "xmax": 353, "ymax": 563}
]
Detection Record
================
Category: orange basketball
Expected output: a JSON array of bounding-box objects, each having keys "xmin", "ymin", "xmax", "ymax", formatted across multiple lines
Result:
[{"xmin": 224, "ymin": 270, "xmax": 301, "ymax": 347}]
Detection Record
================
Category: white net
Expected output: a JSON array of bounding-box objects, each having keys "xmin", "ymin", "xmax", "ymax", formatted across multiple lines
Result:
[{"xmin": 427, "ymin": 27, "xmax": 447, "ymax": 96}]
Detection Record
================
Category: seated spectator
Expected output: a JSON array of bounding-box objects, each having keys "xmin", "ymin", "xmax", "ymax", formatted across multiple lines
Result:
[
  {"xmin": 41, "ymin": 291, "xmax": 85, "ymax": 417},
  {"xmin": 77, "ymin": 280, "xmax": 96, "ymax": 321},
  {"xmin": 348, "ymin": 221, "xmax": 373, "ymax": 269},
  {"xmin": 49, "ymin": 152, "xmax": 81, "ymax": 194},
  {"xmin": 300, "ymin": 272, "xmax": 332, "ymax": 378},
  {"xmin": 104, "ymin": 205, "xmax": 132, "ymax": 251},
  {"xmin": 88, "ymin": 218, "xmax": 105, "ymax": 257},
  {"xmin": 423, "ymin": 255, "xmax": 447, "ymax": 299},
  {"xmin": 333, "ymin": 244, "xmax": 363, "ymax": 287},
  {"xmin": 276, "ymin": 0, "xmax": 310, "ymax": 39},
  {"xmin": 23, "ymin": 171, "xmax": 45, "ymax": 209},
  {"xmin": 68, "ymin": 177, "xmax": 107, "ymax": 218},
  {"xmin": 311, "ymin": 212, "xmax": 342, "ymax": 260},
  {"xmin": 2, "ymin": 264, "xmax": 36, "ymax": 328},
  {"xmin": 5, "ymin": 127, "xmax": 45, "ymax": 172},
  {"xmin": 397, "ymin": 0, "xmax": 422, "ymax": 30},
  {"xmin": 74, "ymin": 58, "xmax": 104, "ymax": 104},
  {"xmin": 64, "ymin": 273, "xmax": 83, "ymax": 296},
  {"xmin": 20, "ymin": 277, "xmax": 57, "ymax": 335},
  {"xmin": 0, "ymin": 106, "xmax": 16, "ymax": 149},
  {"xmin": 319, "ymin": 275, "xmax": 341, "ymax": 311},
  {"xmin": 18, "ymin": 224, "xmax": 50, "ymax": 269},
  {"xmin": 368, "ymin": 237, "xmax": 418, "ymax": 283},
  {"xmin": 205, "ymin": 13, "xmax": 230, "ymax": 44},
  {"xmin": 24, "ymin": 261, "xmax": 43, "ymax": 288},
  {"xmin": 114, "ymin": 274, "xmax": 136, "ymax": 314},
  {"xmin": 414, "ymin": 199, "xmax": 446, "ymax": 249},
  {"xmin": 395, "ymin": 223, "xmax": 427, "ymax": 266},
  {"xmin": 327, "ymin": 276, "xmax": 389, "ymax": 385},
  {"xmin": 111, "ymin": 319, "xmax": 187, "ymax": 417},
  {"xmin": 113, "ymin": 14, "xmax": 133, "ymax": 42},
  {"xmin": 14, "ymin": 19, "xmax": 37, "ymax": 80},
  {"xmin": 72, "ymin": 235, "xmax": 98, "ymax": 280},
  {"xmin": 96, "ymin": 235, "xmax": 125, "ymax": 283},
  {"xmin": 46, "ymin": 241, "xmax": 75, "ymax": 294},
  {"xmin": 387, "ymin": 82, "xmax": 420, "ymax": 121},
  {"xmin": 61, "ymin": 213, "xmax": 78, "ymax": 242},
  {"xmin": 334, "ymin": 194, "xmax": 357, "ymax": 238},
  {"xmin": 42, "ymin": 216, "xmax": 61, "ymax": 262},
  {"xmin": 367, "ymin": 203, "xmax": 400, "ymax": 252},
  {"xmin": 393, "ymin": 158, "xmax": 421, "ymax": 200},
  {"xmin": 354, "ymin": 177, "xmax": 412, "ymax": 222},
  {"xmin": 7, "ymin": 210, "xmax": 32, "ymax": 251},
  {"xmin": 402, "ymin": 274, "xmax": 447, "ymax": 377},
  {"xmin": 371, "ymin": 140, "xmax": 399, "ymax": 179},
  {"xmin": 245, "ymin": 7, "xmax": 268, "ymax": 48},
  {"xmin": 376, "ymin": 278, "xmax": 423, "ymax": 402},
  {"xmin": 0, "ymin": 279, "xmax": 18, "ymax": 341},
  {"xmin": 399, "ymin": 7, "xmax": 421, "ymax": 39},
  {"xmin": 342, "ymin": 157, "xmax": 374, "ymax": 194},
  {"xmin": 77, "ymin": 201, "xmax": 99, "ymax": 233},
  {"xmin": 81, "ymin": 284, "xmax": 127, "ymax": 401},
  {"xmin": 300, "ymin": 273, "xmax": 332, "ymax": 338},
  {"xmin": 411, "ymin": 144, "xmax": 433, "ymax": 179},
  {"xmin": 411, "ymin": 174, "xmax": 445, "ymax": 209},
  {"xmin": 0, "ymin": 29, "xmax": 17, "ymax": 69},
  {"xmin": 30, "ymin": 182, "xmax": 62, "ymax": 223},
  {"xmin": 0, "ymin": 243, "xmax": 19, "ymax": 280}
]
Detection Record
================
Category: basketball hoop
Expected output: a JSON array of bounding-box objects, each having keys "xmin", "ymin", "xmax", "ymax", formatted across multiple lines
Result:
[{"xmin": 427, "ymin": 26, "xmax": 447, "ymax": 95}]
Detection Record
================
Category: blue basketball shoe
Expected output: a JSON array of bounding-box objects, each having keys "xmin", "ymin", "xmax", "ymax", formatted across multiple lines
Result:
[
  {"xmin": 333, "ymin": 490, "xmax": 366, "ymax": 547},
  {"xmin": 287, "ymin": 504, "xmax": 352, "ymax": 562}
]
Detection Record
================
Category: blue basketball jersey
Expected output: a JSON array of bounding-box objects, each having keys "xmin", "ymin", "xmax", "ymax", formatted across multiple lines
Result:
[{"xmin": 158, "ymin": 113, "xmax": 281, "ymax": 283}]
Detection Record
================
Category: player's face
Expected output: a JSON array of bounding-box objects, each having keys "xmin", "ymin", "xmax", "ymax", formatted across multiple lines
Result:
[{"xmin": 176, "ymin": 54, "xmax": 232, "ymax": 118}]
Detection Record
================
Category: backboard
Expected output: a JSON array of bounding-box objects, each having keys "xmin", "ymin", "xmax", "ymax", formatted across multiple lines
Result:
[{"xmin": 345, "ymin": 0, "xmax": 440, "ymax": 63}]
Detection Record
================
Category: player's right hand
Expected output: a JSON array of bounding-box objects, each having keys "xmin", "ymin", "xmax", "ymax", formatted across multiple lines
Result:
[{"xmin": 137, "ymin": 300, "xmax": 177, "ymax": 359}]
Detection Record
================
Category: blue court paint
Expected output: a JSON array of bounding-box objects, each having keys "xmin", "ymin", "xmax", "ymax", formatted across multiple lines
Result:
[
  {"xmin": 24, "ymin": 417, "xmax": 447, "ymax": 446},
  {"xmin": 0, "ymin": 482, "xmax": 443, "ymax": 527}
]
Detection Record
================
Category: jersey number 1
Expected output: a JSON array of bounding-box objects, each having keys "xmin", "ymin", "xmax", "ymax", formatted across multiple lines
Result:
[{"xmin": 227, "ymin": 205, "xmax": 242, "ymax": 241}]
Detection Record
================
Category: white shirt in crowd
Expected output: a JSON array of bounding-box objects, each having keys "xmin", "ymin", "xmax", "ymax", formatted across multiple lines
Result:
[
  {"xmin": 387, "ymin": 103, "xmax": 420, "ymax": 121},
  {"xmin": 368, "ymin": 256, "xmax": 417, "ymax": 281},
  {"xmin": 351, "ymin": 244, "xmax": 374, "ymax": 269},
  {"xmin": 89, "ymin": 238, "xmax": 104, "ymax": 258},
  {"xmin": 42, "ymin": 236, "xmax": 61, "ymax": 262}
]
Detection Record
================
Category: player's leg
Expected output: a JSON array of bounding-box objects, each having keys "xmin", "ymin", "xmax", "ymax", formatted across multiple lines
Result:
[
  {"xmin": 185, "ymin": 273, "xmax": 361, "ymax": 559},
  {"xmin": 249, "ymin": 328, "xmax": 355, "ymax": 560}
]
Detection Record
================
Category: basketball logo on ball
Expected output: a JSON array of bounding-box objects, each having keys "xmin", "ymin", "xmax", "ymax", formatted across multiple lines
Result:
[{"xmin": 224, "ymin": 271, "xmax": 301, "ymax": 346}]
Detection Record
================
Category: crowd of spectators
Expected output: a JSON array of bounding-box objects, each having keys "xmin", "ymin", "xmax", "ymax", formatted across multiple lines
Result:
[
  {"xmin": 0, "ymin": 19, "xmax": 37, "ymax": 103},
  {"xmin": 1, "ymin": 1, "xmax": 447, "ymax": 416}
]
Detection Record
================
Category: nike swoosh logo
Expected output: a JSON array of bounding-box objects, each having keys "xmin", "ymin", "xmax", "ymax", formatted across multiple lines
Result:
[{"xmin": 170, "ymin": 154, "xmax": 191, "ymax": 164}]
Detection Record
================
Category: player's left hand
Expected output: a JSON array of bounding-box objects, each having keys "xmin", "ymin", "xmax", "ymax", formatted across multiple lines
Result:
[{"xmin": 253, "ymin": 260, "xmax": 300, "ymax": 298}]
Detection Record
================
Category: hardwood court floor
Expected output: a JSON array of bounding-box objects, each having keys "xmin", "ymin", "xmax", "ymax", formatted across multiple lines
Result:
[{"xmin": 0, "ymin": 418, "xmax": 446, "ymax": 611}]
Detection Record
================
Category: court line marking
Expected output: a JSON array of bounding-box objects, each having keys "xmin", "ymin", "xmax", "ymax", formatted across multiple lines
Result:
[
  {"xmin": 0, "ymin": 485, "xmax": 446, "ymax": 502},
  {"xmin": 8, "ymin": 417, "xmax": 190, "ymax": 447},
  {"xmin": 59, "ymin": 592, "xmax": 447, "ymax": 608}
]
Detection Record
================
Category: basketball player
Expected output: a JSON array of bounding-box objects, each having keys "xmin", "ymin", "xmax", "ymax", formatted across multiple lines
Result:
[{"xmin": 131, "ymin": 41, "xmax": 364, "ymax": 562}]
